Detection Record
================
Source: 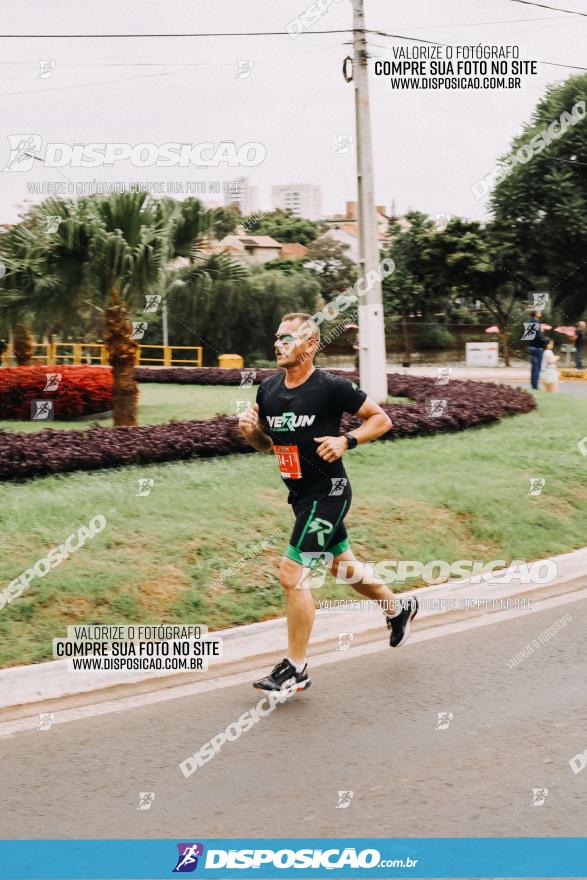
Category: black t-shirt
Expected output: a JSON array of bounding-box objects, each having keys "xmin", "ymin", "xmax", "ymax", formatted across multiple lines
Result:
[
  {"xmin": 256, "ymin": 369, "xmax": 367, "ymax": 502},
  {"xmin": 525, "ymin": 321, "xmax": 549, "ymax": 350},
  {"xmin": 576, "ymin": 329, "xmax": 584, "ymax": 347}
]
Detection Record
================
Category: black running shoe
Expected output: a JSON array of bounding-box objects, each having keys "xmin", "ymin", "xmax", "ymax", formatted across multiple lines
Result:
[
  {"xmin": 387, "ymin": 596, "xmax": 419, "ymax": 647},
  {"xmin": 253, "ymin": 658, "xmax": 311, "ymax": 692}
]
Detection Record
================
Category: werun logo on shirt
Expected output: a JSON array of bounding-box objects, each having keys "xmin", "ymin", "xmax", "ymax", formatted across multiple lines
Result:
[{"xmin": 266, "ymin": 411, "xmax": 316, "ymax": 430}]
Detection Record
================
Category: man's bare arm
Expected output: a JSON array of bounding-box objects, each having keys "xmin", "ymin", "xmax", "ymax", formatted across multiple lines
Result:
[
  {"xmin": 314, "ymin": 397, "xmax": 392, "ymax": 463},
  {"xmin": 238, "ymin": 403, "xmax": 274, "ymax": 454},
  {"xmin": 346, "ymin": 397, "xmax": 392, "ymax": 445}
]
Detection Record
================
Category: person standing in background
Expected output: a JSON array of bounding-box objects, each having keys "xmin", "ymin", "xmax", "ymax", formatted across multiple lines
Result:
[
  {"xmin": 540, "ymin": 339, "xmax": 559, "ymax": 392},
  {"xmin": 525, "ymin": 310, "xmax": 549, "ymax": 390},
  {"xmin": 574, "ymin": 321, "xmax": 585, "ymax": 369}
]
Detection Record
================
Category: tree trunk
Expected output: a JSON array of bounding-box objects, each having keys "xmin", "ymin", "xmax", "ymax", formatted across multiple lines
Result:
[
  {"xmin": 401, "ymin": 313, "xmax": 411, "ymax": 367},
  {"xmin": 103, "ymin": 290, "xmax": 139, "ymax": 426},
  {"xmin": 501, "ymin": 329, "xmax": 511, "ymax": 367},
  {"xmin": 13, "ymin": 322, "xmax": 34, "ymax": 365}
]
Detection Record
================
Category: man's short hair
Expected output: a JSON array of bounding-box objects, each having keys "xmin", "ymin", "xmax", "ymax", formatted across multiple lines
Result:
[{"xmin": 281, "ymin": 312, "xmax": 320, "ymax": 341}]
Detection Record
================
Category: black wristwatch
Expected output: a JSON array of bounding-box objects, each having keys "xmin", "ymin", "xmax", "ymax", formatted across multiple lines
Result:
[{"xmin": 344, "ymin": 433, "xmax": 358, "ymax": 450}]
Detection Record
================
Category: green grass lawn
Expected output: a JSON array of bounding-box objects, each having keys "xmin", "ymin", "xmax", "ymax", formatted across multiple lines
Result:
[
  {"xmin": 0, "ymin": 389, "xmax": 585, "ymax": 667},
  {"xmin": 1, "ymin": 383, "xmax": 243, "ymax": 432},
  {"xmin": 1, "ymin": 384, "xmax": 410, "ymax": 432}
]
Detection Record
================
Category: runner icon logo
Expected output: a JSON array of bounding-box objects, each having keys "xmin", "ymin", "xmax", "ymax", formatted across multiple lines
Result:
[
  {"xmin": 530, "ymin": 788, "xmax": 549, "ymax": 807},
  {"xmin": 38, "ymin": 712, "xmax": 54, "ymax": 731},
  {"xmin": 31, "ymin": 400, "xmax": 54, "ymax": 421},
  {"xmin": 144, "ymin": 294, "xmax": 161, "ymax": 313},
  {"xmin": 528, "ymin": 477, "xmax": 545, "ymax": 496},
  {"xmin": 436, "ymin": 712, "xmax": 454, "ymax": 730},
  {"xmin": 137, "ymin": 792, "xmax": 156, "ymax": 811},
  {"xmin": 329, "ymin": 477, "xmax": 348, "ymax": 496},
  {"xmin": 335, "ymin": 791, "xmax": 354, "ymax": 809},
  {"xmin": 173, "ymin": 843, "xmax": 204, "ymax": 873},
  {"xmin": 44, "ymin": 215, "xmax": 61, "ymax": 233},
  {"xmin": 131, "ymin": 321, "xmax": 148, "ymax": 340},
  {"xmin": 307, "ymin": 518, "xmax": 333, "ymax": 547},
  {"xmin": 531, "ymin": 292, "xmax": 549, "ymax": 309},
  {"xmin": 298, "ymin": 553, "xmax": 333, "ymax": 589},
  {"xmin": 426, "ymin": 399, "xmax": 448, "ymax": 418},
  {"xmin": 43, "ymin": 372, "xmax": 62, "ymax": 392},
  {"xmin": 522, "ymin": 321, "xmax": 539, "ymax": 341},
  {"xmin": 435, "ymin": 367, "xmax": 452, "ymax": 385},
  {"xmin": 234, "ymin": 400, "xmax": 252, "ymax": 416}
]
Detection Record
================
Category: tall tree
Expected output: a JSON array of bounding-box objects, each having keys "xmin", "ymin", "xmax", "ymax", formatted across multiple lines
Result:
[
  {"xmin": 44, "ymin": 192, "xmax": 165, "ymax": 425},
  {"xmin": 382, "ymin": 213, "xmax": 454, "ymax": 363},
  {"xmin": 166, "ymin": 267, "xmax": 320, "ymax": 362},
  {"xmin": 305, "ymin": 237, "xmax": 357, "ymax": 301},
  {"xmin": 0, "ymin": 194, "xmax": 245, "ymax": 424},
  {"xmin": 490, "ymin": 73, "xmax": 587, "ymax": 319},
  {"xmin": 243, "ymin": 210, "xmax": 325, "ymax": 246}
]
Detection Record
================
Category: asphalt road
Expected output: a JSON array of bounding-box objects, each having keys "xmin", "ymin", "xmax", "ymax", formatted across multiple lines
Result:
[{"xmin": 1, "ymin": 596, "xmax": 586, "ymax": 840}]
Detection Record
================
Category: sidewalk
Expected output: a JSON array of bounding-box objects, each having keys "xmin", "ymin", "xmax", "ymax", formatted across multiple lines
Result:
[
  {"xmin": 1, "ymin": 545, "xmax": 585, "ymax": 714},
  {"xmin": 389, "ymin": 364, "xmax": 529, "ymax": 382}
]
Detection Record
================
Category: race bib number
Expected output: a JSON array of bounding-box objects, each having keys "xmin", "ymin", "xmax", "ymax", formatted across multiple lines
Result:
[{"xmin": 273, "ymin": 444, "xmax": 302, "ymax": 480}]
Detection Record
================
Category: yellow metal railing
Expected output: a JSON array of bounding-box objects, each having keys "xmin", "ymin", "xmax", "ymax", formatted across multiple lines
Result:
[
  {"xmin": 135, "ymin": 345, "xmax": 203, "ymax": 367},
  {"xmin": 1, "ymin": 343, "xmax": 203, "ymax": 368}
]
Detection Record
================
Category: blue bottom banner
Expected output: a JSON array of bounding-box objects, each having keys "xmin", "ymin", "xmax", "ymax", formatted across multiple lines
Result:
[{"xmin": 1, "ymin": 838, "xmax": 587, "ymax": 879}]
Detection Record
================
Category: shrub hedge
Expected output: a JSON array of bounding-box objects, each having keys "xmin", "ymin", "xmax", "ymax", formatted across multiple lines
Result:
[
  {"xmin": 0, "ymin": 368, "xmax": 535, "ymax": 481},
  {"xmin": 0, "ymin": 366, "xmax": 112, "ymax": 419}
]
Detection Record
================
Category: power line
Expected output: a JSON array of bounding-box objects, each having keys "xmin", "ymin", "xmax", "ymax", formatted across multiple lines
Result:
[
  {"xmin": 0, "ymin": 29, "xmax": 355, "ymax": 39},
  {"xmin": 539, "ymin": 59, "xmax": 587, "ymax": 69},
  {"xmin": 0, "ymin": 14, "xmax": 579, "ymax": 39},
  {"xmin": 387, "ymin": 14, "xmax": 574, "ymax": 29},
  {"xmin": 370, "ymin": 27, "xmax": 587, "ymax": 71},
  {"xmin": 0, "ymin": 23, "xmax": 584, "ymax": 73},
  {"xmin": 547, "ymin": 155, "xmax": 587, "ymax": 165},
  {"xmin": 510, "ymin": 0, "xmax": 587, "ymax": 17}
]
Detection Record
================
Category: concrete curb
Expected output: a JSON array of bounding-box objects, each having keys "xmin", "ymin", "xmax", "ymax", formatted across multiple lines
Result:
[{"xmin": 1, "ymin": 546, "xmax": 586, "ymax": 711}]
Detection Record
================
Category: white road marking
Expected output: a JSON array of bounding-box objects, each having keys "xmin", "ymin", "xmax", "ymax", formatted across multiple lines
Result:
[{"xmin": 1, "ymin": 587, "xmax": 586, "ymax": 739}]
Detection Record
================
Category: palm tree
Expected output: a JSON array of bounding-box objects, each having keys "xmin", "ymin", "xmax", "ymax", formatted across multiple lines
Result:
[
  {"xmin": 162, "ymin": 198, "xmax": 247, "ymax": 358},
  {"xmin": 1, "ymin": 193, "xmax": 247, "ymax": 422},
  {"xmin": 85, "ymin": 193, "xmax": 166, "ymax": 424},
  {"xmin": 0, "ymin": 219, "xmax": 51, "ymax": 363},
  {"xmin": 0, "ymin": 194, "xmax": 164, "ymax": 423}
]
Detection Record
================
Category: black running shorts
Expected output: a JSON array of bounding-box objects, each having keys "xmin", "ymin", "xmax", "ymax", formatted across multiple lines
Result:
[{"xmin": 285, "ymin": 492, "xmax": 352, "ymax": 568}]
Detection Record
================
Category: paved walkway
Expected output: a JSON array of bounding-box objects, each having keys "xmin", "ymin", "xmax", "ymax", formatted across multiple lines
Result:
[{"xmin": 385, "ymin": 365, "xmax": 587, "ymax": 397}]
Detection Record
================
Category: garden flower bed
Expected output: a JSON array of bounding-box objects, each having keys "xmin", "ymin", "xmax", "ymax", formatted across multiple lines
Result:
[
  {"xmin": 0, "ymin": 369, "xmax": 535, "ymax": 481},
  {"xmin": 0, "ymin": 365, "xmax": 112, "ymax": 419}
]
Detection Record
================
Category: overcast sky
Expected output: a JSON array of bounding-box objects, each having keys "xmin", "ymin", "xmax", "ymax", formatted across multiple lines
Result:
[{"xmin": 0, "ymin": 0, "xmax": 584, "ymax": 225}]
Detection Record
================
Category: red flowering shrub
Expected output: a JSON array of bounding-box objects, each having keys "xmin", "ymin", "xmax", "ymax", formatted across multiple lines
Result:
[{"xmin": 0, "ymin": 366, "xmax": 113, "ymax": 419}]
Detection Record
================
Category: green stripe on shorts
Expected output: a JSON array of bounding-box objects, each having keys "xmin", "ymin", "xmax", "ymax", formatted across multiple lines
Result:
[
  {"xmin": 295, "ymin": 500, "xmax": 318, "ymax": 550},
  {"xmin": 327, "ymin": 537, "xmax": 350, "ymax": 558},
  {"xmin": 286, "ymin": 544, "xmax": 322, "ymax": 568}
]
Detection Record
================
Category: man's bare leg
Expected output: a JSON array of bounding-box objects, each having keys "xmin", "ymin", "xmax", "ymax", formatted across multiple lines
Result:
[
  {"xmin": 279, "ymin": 555, "xmax": 316, "ymax": 665},
  {"xmin": 330, "ymin": 548, "xmax": 400, "ymax": 615}
]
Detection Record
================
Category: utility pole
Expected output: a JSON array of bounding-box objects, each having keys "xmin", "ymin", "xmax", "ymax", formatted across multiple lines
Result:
[{"xmin": 352, "ymin": 0, "xmax": 388, "ymax": 402}]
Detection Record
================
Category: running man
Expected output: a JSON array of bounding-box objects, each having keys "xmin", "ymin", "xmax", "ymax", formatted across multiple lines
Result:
[{"xmin": 238, "ymin": 312, "xmax": 418, "ymax": 693}]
